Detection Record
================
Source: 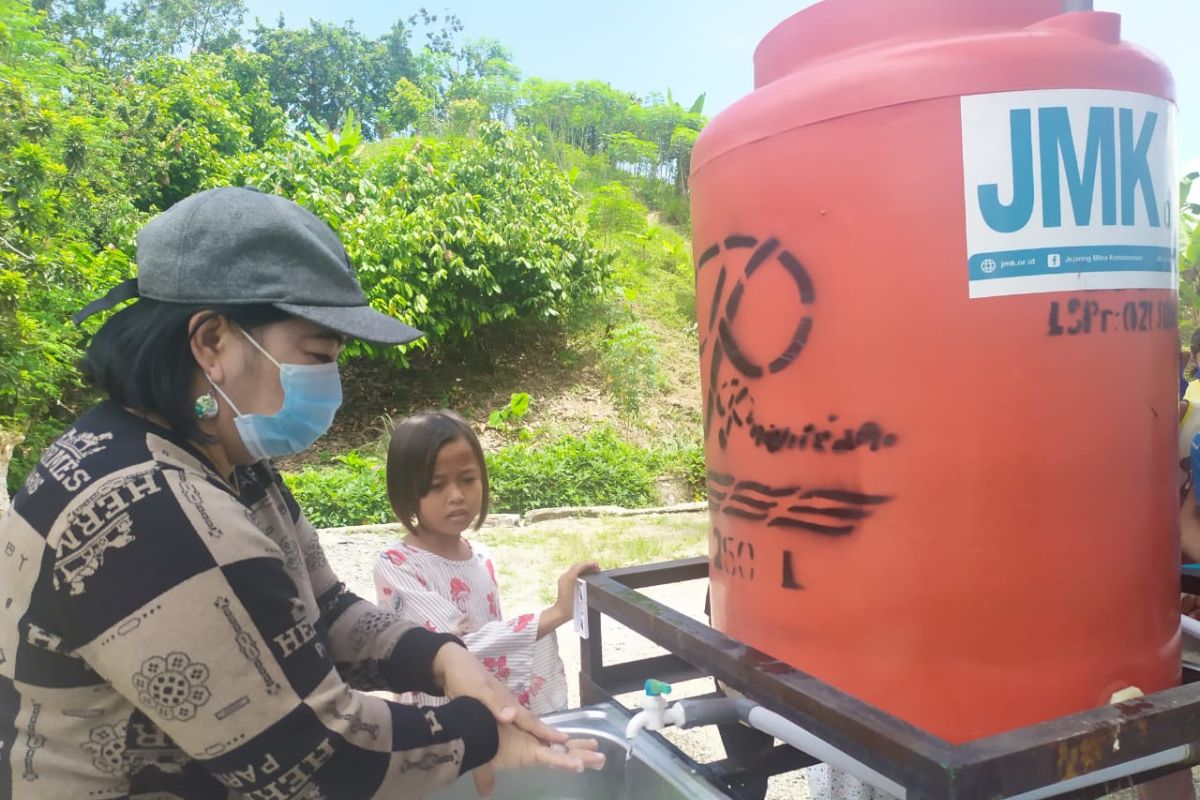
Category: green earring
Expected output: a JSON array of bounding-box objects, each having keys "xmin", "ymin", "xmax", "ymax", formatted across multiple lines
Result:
[{"xmin": 194, "ymin": 391, "xmax": 219, "ymax": 420}]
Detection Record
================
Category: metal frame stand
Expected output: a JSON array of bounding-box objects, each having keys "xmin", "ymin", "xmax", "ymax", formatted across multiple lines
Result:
[{"xmin": 580, "ymin": 557, "xmax": 1200, "ymax": 799}]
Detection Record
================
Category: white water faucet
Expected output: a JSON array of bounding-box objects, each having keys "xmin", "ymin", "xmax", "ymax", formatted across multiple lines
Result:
[{"xmin": 625, "ymin": 679, "xmax": 686, "ymax": 741}]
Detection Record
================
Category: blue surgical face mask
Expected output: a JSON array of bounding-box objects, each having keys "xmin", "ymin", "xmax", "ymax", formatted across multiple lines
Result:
[{"xmin": 207, "ymin": 329, "xmax": 343, "ymax": 461}]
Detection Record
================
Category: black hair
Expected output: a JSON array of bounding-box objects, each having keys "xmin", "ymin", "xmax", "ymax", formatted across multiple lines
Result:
[
  {"xmin": 386, "ymin": 410, "xmax": 489, "ymax": 535},
  {"xmin": 80, "ymin": 298, "xmax": 292, "ymax": 442},
  {"xmin": 1190, "ymin": 328, "xmax": 1200, "ymax": 356}
]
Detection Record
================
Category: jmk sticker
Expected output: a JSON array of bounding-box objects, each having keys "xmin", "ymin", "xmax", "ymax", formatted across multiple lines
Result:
[{"xmin": 962, "ymin": 89, "xmax": 1176, "ymax": 299}]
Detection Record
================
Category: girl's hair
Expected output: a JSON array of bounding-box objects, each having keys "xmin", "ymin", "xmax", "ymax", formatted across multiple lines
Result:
[
  {"xmin": 386, "ymin": 410, "xmax": 489, "ymax": 534},
  {"xmin": 81, "ymin": 298, "xmax": 293, "ymax": 442}
]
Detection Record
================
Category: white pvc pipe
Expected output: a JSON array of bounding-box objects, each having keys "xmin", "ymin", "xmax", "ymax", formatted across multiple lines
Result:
[
  {"xmin": 1182, "ymin": 614, "xmax": 1200, "ymax": 640},
  {"xmin": 742, "ymin": 704, "xmax": 1190, "ymax": 800},
  {"xmin": 1001, "ymin": 745, "xmax": 1192, "ymax": 800},
  {"xmin": 744, "ymin": 705, "xmax": 908, "ymax": 799}
]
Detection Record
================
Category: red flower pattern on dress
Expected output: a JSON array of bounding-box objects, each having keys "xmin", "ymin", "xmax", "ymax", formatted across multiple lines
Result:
[
  {"xmin": 415, "ymin": 573, "xmax": 429, "ymax": 589},
  {"xmin": 423, "ymin": 619, "xmax": 437, "ymax": 632},
  {"xmin": 483, "ymin": 655, "xmax": 510, "ymax": 681},
  {"xmin": 449, "ymin": 577, "xmax": 471, "ymax": 612},
  {"xmin": 509, "ymin": 613, "xmax": 534, "ymax": 633},
  {"xmin": 487, "ymin": 592, "xmax": 499, "ymax": 620},
  {"xmin": 384, "ymin": 549, "xmax": 406, "ymax": 567},
  {"xmin": 381, "ymin": 586, "xmax": 394, "ymax": 597},
  {"xmin": 516, "ymin": 676, "xmax": 546, "ymax": 709},
  {"xmin": 485, "ymin": 559, "xmax": 497, "ymax": 586}
]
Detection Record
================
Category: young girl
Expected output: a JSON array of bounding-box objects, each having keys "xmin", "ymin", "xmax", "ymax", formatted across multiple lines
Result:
[{"xmin": 374, "ymin": 410, "xmax": 597, "ymax": 715}]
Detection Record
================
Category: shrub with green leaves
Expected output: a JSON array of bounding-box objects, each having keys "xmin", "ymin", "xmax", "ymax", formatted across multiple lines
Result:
[
  {"xmin": 486, "ymin": 427, "xmax": 658, "ymax": 513},
  {"xmin": 487, "ymin": 392, "xmax": 531, "ymax": 433},
  {"xmin": 281, "ymin": 428, "xmax": 692, "ymax": 527},
  {"xmin": 1, "ymin": 12, "xmax": 144, "ymax": 490},
  {"xmin": 228, "ymin": 120, "xmax": 612, "ymax": 368},
  {"xmin": 282, "ymin": 452, "xmax": 391, "ymax": 528},
  {"xmin": 120, "ymin": 51, "xmax": 287, "ymax": 211},
  {"xmin": 600, "ymin": 321, "xmax": 663, "ymax": 416},
  {"xmin": 587, "ymin": 181, "xmax": 646, "ymax": 244}
]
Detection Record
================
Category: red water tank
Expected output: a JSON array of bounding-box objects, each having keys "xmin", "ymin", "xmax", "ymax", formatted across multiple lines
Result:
[{"xmin": 693, "ymin": 0, "xmax": 1180, "ymax": 743}]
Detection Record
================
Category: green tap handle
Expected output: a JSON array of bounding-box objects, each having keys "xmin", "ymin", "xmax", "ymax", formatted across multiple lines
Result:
[{"xmin": 644, "ymin": 679, "xmax": 672, "ymax": 697}]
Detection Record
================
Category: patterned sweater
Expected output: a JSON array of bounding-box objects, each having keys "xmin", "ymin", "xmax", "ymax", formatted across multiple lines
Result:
[{"xmin": 0, "ymin": 402, "xmax": 498, "ymax": 799}]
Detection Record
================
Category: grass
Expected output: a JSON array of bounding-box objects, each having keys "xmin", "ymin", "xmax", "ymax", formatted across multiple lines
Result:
[{"xmin": 474, "ymin": 514, "xmax": 708, "ymax": 605}]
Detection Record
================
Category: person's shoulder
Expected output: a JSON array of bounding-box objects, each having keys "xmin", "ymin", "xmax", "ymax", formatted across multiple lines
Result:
[
  {"xmin": 12, "ymin": 404, "xmax": 163, "ymax": 531},
  {"xmin": 380, "ymin": 540, "xmax": 422, "ymax": 569},
  {"xmin": 468, "ymin": 539, "xmax": 493, "ymax": 560}
]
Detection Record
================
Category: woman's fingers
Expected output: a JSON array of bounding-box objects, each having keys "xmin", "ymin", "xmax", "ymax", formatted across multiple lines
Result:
[
  {"xmin": 472, "ymin": 764, "xmax": 496, "ymax": 797},
  {"xmin": 568, "ymin": 738, "xmax": 605, "ymax": 769},
  {"xmin": 508, "ymin": 703, "xmax": 569, "ymax": 744},
  {"xmin": 564, "ymin": 737, "xmax": 601, "ymax": 753},
  {"xmin": 533, "ymin": 737, "xmax": 606, "ymax": 772}
]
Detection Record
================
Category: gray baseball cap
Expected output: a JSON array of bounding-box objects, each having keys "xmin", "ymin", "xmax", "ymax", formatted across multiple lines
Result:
[{"xmin": 72, "ymin": 186, "xmax": 424, "ymax": 345}]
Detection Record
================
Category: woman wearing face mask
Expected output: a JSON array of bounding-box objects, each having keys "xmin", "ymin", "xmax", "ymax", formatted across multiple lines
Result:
[{"xmin": 0, "ymin": 187, "xmax": 603, "ymax": 799}]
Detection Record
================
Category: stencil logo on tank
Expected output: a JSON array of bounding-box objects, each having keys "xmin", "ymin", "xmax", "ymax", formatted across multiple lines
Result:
[
  {"xmin": 696, "ymin": 237, "xmax": 898, "ymax": 593},
  {"xmin": 696, "ymin": 235, "xmax": 898, "ymax": 454},
  {"xmin": 695, "ymin": 235, "xmax": 813, "ymax": 450},
  {"xmin": 962, "ymin": 88, "xmax": 1176, "ymax": 299}
]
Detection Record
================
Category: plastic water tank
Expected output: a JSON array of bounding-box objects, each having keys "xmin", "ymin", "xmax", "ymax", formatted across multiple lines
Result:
[{"xmin": 693, "ymin": 0, "xmax": 1179, "ymax": 742}]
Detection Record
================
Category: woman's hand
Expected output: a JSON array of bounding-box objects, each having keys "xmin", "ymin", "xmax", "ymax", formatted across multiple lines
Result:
[
  {"xmin": 431, "ymin": 643, "xmax": 606, "ymax": 797},
  {"xmin": 432, "ymin": 642, "xmax": 566, "ymax": 743},
  {"xmin": 472, "ymin": 729, "xmax": 605, "ymax": 797}
]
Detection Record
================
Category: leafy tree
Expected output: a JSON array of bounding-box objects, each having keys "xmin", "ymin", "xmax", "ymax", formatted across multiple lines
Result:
[
  {"xmin": 514, "ymin": 78, "xmax": 704, "ymax": 195},
  {"xmin": 668, "ymin": 124, "xmax": 699, "ymax": 192},
  {"xmin": 605, "ymin": 130, "xmax": 658, "ymax": 178},
  {"xmin": 406, "ymin": 6, "xmax": 462, "ymax": 55},
  {"xmin": 33, "ymin": 0, "xmax": 245, "ymax": 67},
  {"xmin": 251, "ymin": 16, "xmax": 420, "ymax": 138},
  {"xmin": 410, "ymin": 36, "xmax": 519, "ymax": 133},
  {"xmin": 384, "ymin": 76, "xmax": 432, "ymax": 135},
  {"xmin": 0, "ymin": 1, "xmax": 143, "ymax": 499},
  {"xmin": 110, "ymin": 51, "xmax": 287, "ymax": 210},
  {"xmin": 518, "ymin": 78, "xmax": 635, "ymax": 156}
]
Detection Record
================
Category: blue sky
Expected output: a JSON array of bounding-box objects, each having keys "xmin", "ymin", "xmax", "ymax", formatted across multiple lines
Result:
[{"xmin": 241, "ymin": 0, "xmax": 1199, "ymax": 168}]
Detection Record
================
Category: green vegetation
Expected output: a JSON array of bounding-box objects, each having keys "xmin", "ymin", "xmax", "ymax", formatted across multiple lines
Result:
[
  {"xmin": 283, "ymin": 451, "xmax": 392, "ymax": 529},
  {"xmin": 1178, "ymin": 170, "xmax": 1200, "ymax": 339},
  {"xmin": 0, "ymin": 0, "xmax": 707, "ymax": 514},
  {"xmin": 283, "ymin": 427, "xmax": 704, "ymax": 528}
]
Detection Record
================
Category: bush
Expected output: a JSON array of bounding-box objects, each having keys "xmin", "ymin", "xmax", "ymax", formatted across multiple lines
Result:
[
  {"xmin": 587, "ymin": 181, "xmax": 646, "ymax": 244},
  {"xmin": 600, "ymin": 320, "xmax": 663, "ymax": 416},
  {"xmin": 228, "ymin": 121, "xmax": 612, "ymax": 368},
  {"xmin": 282, "ymin": 451, "xmax": 391, "ymax": 528},
  {"xmin": 486, "ymin": 427, "xmax": 658, "ymax": 513},
  {"xmin": 122, "ymin": 52, "xmax": 287, "ymax": 211},
  {"xmin": 0, "ymin": 22, "xmax": 287, "ymax": 492},
  {"xmin": 667, "ymin": 442, "xmax": 707, "ymax": 500},
  {"xmin": 280, "ymin": 428, "xmax": 692, "ymax": 527}
]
